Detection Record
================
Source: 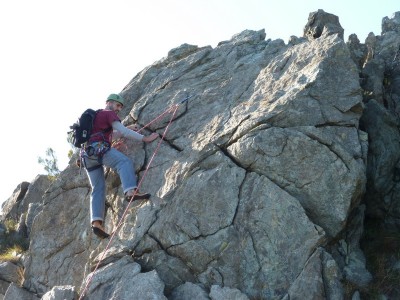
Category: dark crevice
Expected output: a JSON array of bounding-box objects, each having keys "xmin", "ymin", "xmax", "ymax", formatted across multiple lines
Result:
[
  {"xmin": 146, "ymin": 232, "xmax": 167, "ymax": 252},
  {"xmin": 315, "ymin": 123, "xmax": 357, "ymax": 128},
  {"xmin": 162, "ymin": 224, "xmax": 231, "ymax": 251},
  {"xmin": 158, "ymin": 137, "xmax": 183, "ymax": 152},
  {"xmin": 224, "ymin": 115, "xmax": 251, "ymax": 143},
  {"xmin": 186, "ymin": 147, "xmax": 220, "ymax": 175},
  {"xmin": 214, "ymin": 144, "xmax": 247, "ymax": 170},
  {"xmin": 233, "ymin": 171, "xmax": 248, "ymax": 225},
  {"xmin": 242, "ymin": 228, "xmax": 263, "ymax": 273},
  {"xmin": 226, "ymin": 118, "xmax": 273, "ymax": 147}
]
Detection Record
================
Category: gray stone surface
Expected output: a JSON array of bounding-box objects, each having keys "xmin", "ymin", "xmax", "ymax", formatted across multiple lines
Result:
[
  {"xmin": 0, "ymin": 262, "xmax": 21, "ymax": 284},
  {"xmin": 81, "ymin": 256, "xmax": 166, "ymax": 300},
  {"xmin": 4, "ymin": 283, "xmax": 39, "ymax": 300},
  {"xmin": 40, "ymin": 285, "xmax": 77, "ymax": 300},
  {"xmin": 169, "ymin": 282, "xmax": 209, "ymax": 300},
  {"xmin": 210, "ymin": 285, "xmax": 249, "ymax": 300}
]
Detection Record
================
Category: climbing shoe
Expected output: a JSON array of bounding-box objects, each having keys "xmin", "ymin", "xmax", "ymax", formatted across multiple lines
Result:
[
  {"xmin": 124, "ymin": 190, "xmax": 151, "ymax": 202},
  {"xmin": 91, "ymin": 226, "xmax": 110, "ymax": 239}
]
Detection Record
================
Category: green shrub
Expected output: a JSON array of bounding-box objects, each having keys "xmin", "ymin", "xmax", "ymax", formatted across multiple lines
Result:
[
  {"xmin": 0, "ymin": 245, "xmax": 25, "ymax": 263},
  {"xmin": 0, "ymin": 219, "xmax": 29, "ymax": 263}
]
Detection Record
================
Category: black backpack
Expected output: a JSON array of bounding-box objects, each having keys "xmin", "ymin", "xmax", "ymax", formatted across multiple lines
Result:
[{"xmin": 68, "ymin": 109, "xmax": 100, "ymax": 148}]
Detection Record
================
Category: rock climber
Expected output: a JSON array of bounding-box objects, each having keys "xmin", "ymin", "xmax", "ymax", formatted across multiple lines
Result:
[{"xmin": 82, "ymin": 93, "xmax": 159, "ymax": 239}]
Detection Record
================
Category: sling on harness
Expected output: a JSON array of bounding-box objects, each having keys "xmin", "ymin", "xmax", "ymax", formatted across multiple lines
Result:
[
  {"xmin": 79, "ymin": 127, "xmax": 112, "ymax": 172},
  {"xmin": 81, "ymin": 141, "xmax": 111, "ymax": 172}
]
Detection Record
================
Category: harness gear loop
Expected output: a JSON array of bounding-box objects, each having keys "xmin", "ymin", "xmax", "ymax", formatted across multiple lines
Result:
[{"xmin": 81, "ymin": 141, "xmax": 111, "ymax": 172}]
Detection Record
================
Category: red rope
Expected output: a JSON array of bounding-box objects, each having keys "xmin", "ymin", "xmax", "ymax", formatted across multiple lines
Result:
[
  {"xmin": 137, "ymin": 105, "xmax": 178, "ymax": 133},
  {"xmin": 79, "ymin": 104, "xmax": 180, "ymax": 299}
]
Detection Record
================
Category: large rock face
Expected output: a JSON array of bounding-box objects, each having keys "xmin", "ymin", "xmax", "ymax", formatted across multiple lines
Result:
[
  {"xmin": 23, "ymin": 166, "xmax": 92, "ymax": 295},
  {"xmin": 3, "ymin": 9, "xmax": 400, "ymax": 300}
]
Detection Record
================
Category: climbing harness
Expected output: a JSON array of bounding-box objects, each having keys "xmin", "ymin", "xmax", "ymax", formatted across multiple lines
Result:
[
  {"xmin": 78, "ymin": 94, "xmax": 195, "ymax": 300},
  {"xmin": 81, "ymin": 141, "xmax": 111, "ymax": 172},
  {"xmin": 77, "ymin": 131, "xmax": 112, "ymax": 173}
]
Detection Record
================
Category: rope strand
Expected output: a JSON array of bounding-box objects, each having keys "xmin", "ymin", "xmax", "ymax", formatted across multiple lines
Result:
[{"xmin": 137, "ymin": 104, "xmax": 179, "ymax": 133}]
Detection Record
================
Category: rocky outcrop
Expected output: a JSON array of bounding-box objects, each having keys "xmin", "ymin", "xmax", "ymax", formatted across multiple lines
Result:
[
  {"xmin": 346, "ymin": 11, "xmax": 400, "ymax": 298},
  {"xmin": 1, "ymin": 9, "xmax": 400, "ymax": 300},
  {"xmin": 351, "ymin": 11, "xmax": 400, "ymax": 231},
  {"xmin": 1, "ymin": 175, "xmax": 51, "ymax": 235},
  {"xmin": 304, "ymin": 9, "xmax": 344, "ymax": 40},
  {"xmin": 1, "ymin": 181, "xmax": 30, "ymax": 221}
]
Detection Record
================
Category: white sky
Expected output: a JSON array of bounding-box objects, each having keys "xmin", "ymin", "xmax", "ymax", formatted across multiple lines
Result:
[{"xmin": 0, "ymin": 0, "xmax": 398, "ymax": 207}]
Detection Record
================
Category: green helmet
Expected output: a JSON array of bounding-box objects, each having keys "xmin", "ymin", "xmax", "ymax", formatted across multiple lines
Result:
[{"xmin": 107, "ymin": 93, "xmax": 125, "ymax": 106}]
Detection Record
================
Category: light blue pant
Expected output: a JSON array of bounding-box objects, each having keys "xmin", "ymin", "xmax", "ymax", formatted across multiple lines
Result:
[{"xmin": 85, "ymin": 148, "xmax": 137, "ymax": 223}]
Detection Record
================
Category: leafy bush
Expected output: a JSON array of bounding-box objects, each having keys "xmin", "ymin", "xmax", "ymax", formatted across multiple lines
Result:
[
  {"xmin": 0, "ymin": 219, "xmax": 29, "ymax": 263},
  {"xmin": 38, "ymin": 147, "xmax": 60, "ymax": 177}
]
